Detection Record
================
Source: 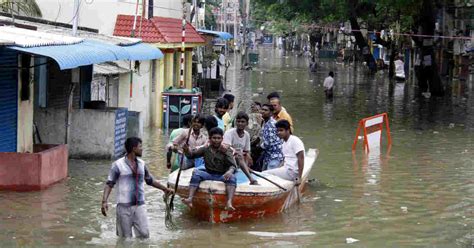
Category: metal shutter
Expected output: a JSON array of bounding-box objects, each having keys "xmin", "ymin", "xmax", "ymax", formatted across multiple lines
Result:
[{"xmin": 0, "ymin": 49, "xmax": 18, "ymax": 152}]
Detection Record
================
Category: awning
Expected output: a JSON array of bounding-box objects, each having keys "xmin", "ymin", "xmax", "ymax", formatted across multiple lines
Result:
[
  {"xmin": 197, "ymin": 29, "xmax": 233, "ymax": 40},
  {"xmin": 8, "ymin": 40, "xmax": 163, "ymax": 70},
  {"xmin": 120, "ymin": 42, "xmax": 163, "ymax": 61},
  {"xmin": 94, "ymin": 62, "xmax": 131, "ymax": 75}
]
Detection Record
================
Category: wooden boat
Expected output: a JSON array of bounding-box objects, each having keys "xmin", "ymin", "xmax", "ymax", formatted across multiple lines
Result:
[{"xmin": 167, "ymin": 148, "xmax": 319, "ymax": 223}]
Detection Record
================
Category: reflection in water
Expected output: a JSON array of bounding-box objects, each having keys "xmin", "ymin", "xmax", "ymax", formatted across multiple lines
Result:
[{"xmin": 0, "ymin": 47, "xmax": 473, "ymax": 247}]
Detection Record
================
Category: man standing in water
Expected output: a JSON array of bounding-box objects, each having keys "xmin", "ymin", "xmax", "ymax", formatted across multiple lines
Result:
[
  {"xmin": 101, "ymin": 137, "xmax": 173, "ymax": 239},
  {"xmin": 182, "ymin": 127, "xmax": 237, "ymax": 210},
  {"xmin": 323, "ymin": 71, "xmax": 335, "ymax": 98},
  {"xmin": 264, "ymin": 120, "xmax": 305, "ymax": 185}
]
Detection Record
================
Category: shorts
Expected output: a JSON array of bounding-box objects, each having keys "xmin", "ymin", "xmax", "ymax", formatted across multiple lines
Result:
[
  {"xmin": 189, "ymin": 169, "xmax": 237, "ymax": 187},
  {"xmin": 264, "ymin": 166, "xmax": 297, "ymax": 181},
  {"xmin": 116, "ymin": 204, "xmax": 149, "ymax": 238}
]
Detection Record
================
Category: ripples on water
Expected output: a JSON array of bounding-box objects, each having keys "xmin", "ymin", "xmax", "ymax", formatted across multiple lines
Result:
[{"xmin": 0, "ymin": 47, "xmax": 473, "ymax": 247}]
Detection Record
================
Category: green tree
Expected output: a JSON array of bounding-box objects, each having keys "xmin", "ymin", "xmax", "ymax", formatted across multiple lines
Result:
[
  {"xmin": 252, "ymin": 0, "xmax": 446, "ymax": 95},
  {"xmin": 0, "ymin": 0, "xmax": 42, "ymax": 17}
]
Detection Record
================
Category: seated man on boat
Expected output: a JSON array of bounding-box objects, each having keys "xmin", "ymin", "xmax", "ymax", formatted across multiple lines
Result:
[
  {"xmin": 182, "ymin": 127, "xmax": 238, "ymax": 210},
  {"xmin": 170, "ymin": 114, "xmax": 207, "ymax": 171},
  {"xmin": 214, "ymin": 98, "xmax": 229, "ymax": 131},
  {"xmin": 260, "ymin": 104, "xmax": 284, "ymax": 171},
  {"xmin": 166, "ymin": 115, "xmax": 192, "ymax": 170},
  {"xmin": 223, "ymin": 112, "xmax": 259, "ymax": 185},
  {"xmin": 264, "ymin": 120, "xmax": 305, "ymax": 186}
]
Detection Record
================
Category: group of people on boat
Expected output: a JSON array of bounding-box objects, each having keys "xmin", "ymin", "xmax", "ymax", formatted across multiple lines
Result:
[
  {"xmin": 165, "ymin": 92, "xmax": 305, "ymax": 211},
  {"xmin": 100, "ymin": 92, "xmax": 306, "ymax": 238}
]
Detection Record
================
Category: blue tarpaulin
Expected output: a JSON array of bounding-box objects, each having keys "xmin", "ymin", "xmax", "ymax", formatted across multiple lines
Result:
[
  {"xmin": 8, "ymin": 40, "xmax": 163, "ymax": 70},
  {"xmin": 197, "ymin": 29, "xmax": 233, "ymax": 40}
]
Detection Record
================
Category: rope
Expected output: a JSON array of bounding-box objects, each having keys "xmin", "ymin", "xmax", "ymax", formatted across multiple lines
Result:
[{"xmin": 163, "ymin": 191, "xmax": 177, "ymax": 229}]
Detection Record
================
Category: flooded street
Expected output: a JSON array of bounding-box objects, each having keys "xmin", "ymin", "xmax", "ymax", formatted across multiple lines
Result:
[{"xmin": 1, "ymin": 47, "xmax": 473, "ymax": 247}]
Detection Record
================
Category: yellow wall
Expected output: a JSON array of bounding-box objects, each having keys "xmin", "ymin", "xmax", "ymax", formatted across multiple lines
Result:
[
  {"xmin": 164, "ymin": 52, "xmax": 174, "ymax": 88},
  {"xmin": 185, "ymin": 50, "xmax": 192, "ymax": 89},
  {"xmin": 17, "ymin": 56, "xmax": 34, "ymax": 153},
  {"xmin": 151, "ymin": 59, "xmax": 164, "ymax": 127},
  {"xmin": 174, "ymin": 51, "xmax": 181, "ymax": 87}
]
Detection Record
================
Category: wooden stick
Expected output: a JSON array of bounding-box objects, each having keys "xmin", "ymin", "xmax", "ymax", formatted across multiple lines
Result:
[
  {"xmin": 169, "ymin": 126, "xmax": 193, "ymax": 210},
  {"xmin": 250, "ymin": 170, "xmax": 287, "ymax": 191}
]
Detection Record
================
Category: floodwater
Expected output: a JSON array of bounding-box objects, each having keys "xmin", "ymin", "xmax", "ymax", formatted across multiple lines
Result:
[{"xmin": 1, "ymin": 47, "xmax": 473, "ymax": 247}]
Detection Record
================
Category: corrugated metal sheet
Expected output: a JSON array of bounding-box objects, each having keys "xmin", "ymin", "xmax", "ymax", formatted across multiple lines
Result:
[
  {"xmin": 0, "ymin": 26, "xmax": 83, "ymax": 47},
  {"xmin": 8, "ymin": 39, "xmax": 163, "ymax": 70},
  {"xmin": 197, "ymin": 29, "xmax": 234, "ymax": 40},
  {"xmin": 0, "ymin": 49, "xmax": 18, "ymax": 152},
  {"xmin": 8, "ymin": 39, "xmax": 162, "ymax": 70},
  {"xmin": 94, "ymin": 62, "xmax": 130, "ymax": 75},
  {"xmin": 120, "ymin": 42, "xmax": 164, "ymax": 61}
]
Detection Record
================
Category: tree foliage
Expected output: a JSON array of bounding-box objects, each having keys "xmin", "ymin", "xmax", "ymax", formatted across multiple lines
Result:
[{"xmin": 0, "ymin": 0, "xmax": 42, "ymax": 17}]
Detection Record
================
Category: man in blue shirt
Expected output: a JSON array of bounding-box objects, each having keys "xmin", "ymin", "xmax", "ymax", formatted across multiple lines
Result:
[{"xmin": 260, "ymin": 104, "xmax": 284, "ymax": 170}]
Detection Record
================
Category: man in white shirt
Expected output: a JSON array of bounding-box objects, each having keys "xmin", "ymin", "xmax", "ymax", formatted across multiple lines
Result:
[
  {"xmin": 323, "ymin": 71, "xmax": 335, "ymax": 98},
  {"xmin": 264, "ymin": 120, "xmax": 305, "ymax": 185},
  {"xmin": 223, "ymin": 112, "xmax": 258, "ymax": 185},
  {"xmin": 394, "ymin": 56, "xmax": 405, "ymax": 81}
]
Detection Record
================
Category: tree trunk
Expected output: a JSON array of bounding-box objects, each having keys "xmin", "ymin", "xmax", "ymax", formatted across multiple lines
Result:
[
  {"xmin": 349, "ymin": 16, "xmax": 377, "ymax": 73},
  {"xmin": 413, "ymin": 0, "xmax": 444, "ymax": 96}
]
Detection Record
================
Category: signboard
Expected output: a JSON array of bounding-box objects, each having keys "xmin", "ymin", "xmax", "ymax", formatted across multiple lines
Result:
[
  {"xmin": 262, "ymin": 35, "xmax": 273, "ymax": 44},
  {"xmin": 114, "ymin": 108, "xmax": 128, "ymax": 158}
]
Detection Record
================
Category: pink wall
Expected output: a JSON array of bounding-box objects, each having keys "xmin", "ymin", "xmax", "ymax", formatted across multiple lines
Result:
[{"xmin": 0, "ymin": 144, "xmax": 68, "ymax": 191}]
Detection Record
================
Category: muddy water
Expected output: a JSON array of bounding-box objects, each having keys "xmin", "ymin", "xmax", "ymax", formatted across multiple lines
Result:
[{"xmin": 0, "ymin": 48, "xmax": 473, "ymax": 247}]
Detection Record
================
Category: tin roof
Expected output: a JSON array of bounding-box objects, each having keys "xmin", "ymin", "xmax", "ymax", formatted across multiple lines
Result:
[
  {"xmin": 113, "ymin": 15, "xmax": 205, "ymax": 44},
  {"xmin": 94, "ymin": 62, "xmax": 131, "ymax": 75},
  {"xmin": 0, "ymin": 26, "xmax": 83, "ymax": 47}
]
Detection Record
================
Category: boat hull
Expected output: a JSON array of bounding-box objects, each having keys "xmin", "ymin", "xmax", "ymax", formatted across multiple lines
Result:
[{"xmin": 168, "ymin": 149, "xmax": 318, "ymax": 223}]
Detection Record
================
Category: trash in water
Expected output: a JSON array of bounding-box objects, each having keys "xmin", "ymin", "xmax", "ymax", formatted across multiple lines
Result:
[
  {"xmin": 257, "ymin": 88, "xmax": 264, "ymax": 93},
  {"xmin": 69, "ymin": 236, "xmax": 74, "ymax": 239},
  {"xmin": 252, "ymin": 93, "xmax": 260, "ymax": 97},
  {"xmin": 260, "ymin": 71, "xmax": 264, "ymax": 74},
  {"xmin": 401, "ymin": 206, "xmax": 408, "ymax": 213},
  {"xmin": 433, "ymin": 131, "xmax": 439, "ymax": 134},
  {"xmin": 334, "ymin": 199, "xmax": 343, "ymax": 202},
  {"xmin": 309, "ymin": 80, "xmax": 314, "ymax": 82},
  {"xmin": 295, "ymin": 79, "xmax": 298, "ymax": 82},
  {"xmin": 449, "ymin": 123, "xmax": 455, "ymax": 128},
  {"xmin": 346, "ymin": 237, "xmax": 359, "ymax": 244}
]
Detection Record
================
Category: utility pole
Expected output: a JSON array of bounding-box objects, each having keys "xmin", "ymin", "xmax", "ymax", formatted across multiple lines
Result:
[
  {"xmin": 234, "ymin": 1, "xmax": 238, "ymax": 46},
  {"xmin": 240, "ymin": 0, "xmax": 249, "ymax": 69},
  {"xmin": 72, "ymin": 0, "xmax": 80, "ymax": 36}
]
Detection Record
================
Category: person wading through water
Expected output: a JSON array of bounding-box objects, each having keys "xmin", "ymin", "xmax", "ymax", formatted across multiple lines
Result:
[
  {"xmin": 101, "ymin": 137, "xmax": 173, "ymax": 239},
  {"xmin": 323, "ymin": 71, "xmax": 335, "ymax": 99}
]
